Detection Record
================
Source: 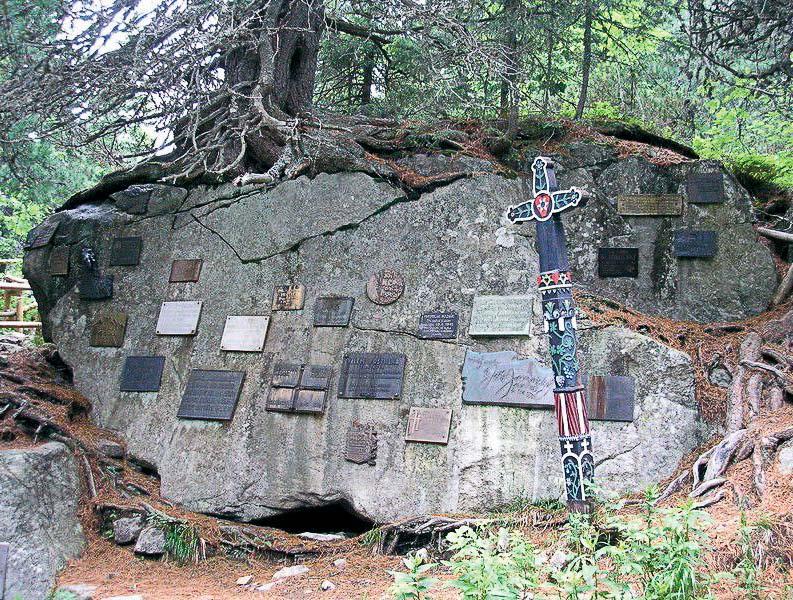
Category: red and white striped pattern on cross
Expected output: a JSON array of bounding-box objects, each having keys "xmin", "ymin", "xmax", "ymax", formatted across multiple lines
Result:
[{"xmin": 554, "ymin": 388, "xmax": 590, "ymax": 438}]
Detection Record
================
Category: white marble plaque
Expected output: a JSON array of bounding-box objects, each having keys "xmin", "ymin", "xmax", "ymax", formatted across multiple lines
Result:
[
  {"xmin": 220, "ymin": 315, "xmax": 270, "ymax": 352},
  {"xmin": 156, "ymin": 301, "xmax": 203, "ymax": 335},
  {"xmin": 468, "ymin": 295, "xmax": 533, "ymax": 336}
]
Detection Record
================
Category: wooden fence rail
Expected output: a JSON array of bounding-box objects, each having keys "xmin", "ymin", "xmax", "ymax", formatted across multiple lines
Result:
[{"xmin": 0, "ymin": 275, "xmax": 41, "ymax": 331}]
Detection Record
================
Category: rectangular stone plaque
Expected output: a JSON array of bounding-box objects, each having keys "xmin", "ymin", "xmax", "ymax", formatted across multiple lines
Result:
[
  {"xmin": 49, "ymin": 245, "xmax": 70, "ymax": 276},
  {"xmin": 25, "ymin": 220, "xmax": 58, "ymax": 249},
  {"xmin": 300, "ymin": 364, "xmax": 333, "ymax": 390},
  {"xmin": 109, "ymin": 236, "xmax": 142, "ymax": 266},
  {"xmin": 405, "ymin": 407, "xmax": 452, "ymax": 444},
  {"xmin": 156, "ymin": 301, "xmax": 202, "ymax": 335},
  {"xmin": 581, "ymin": 374, "xmax": 635, "ymax": 422},
  {"xmin": 272, "ymin": 284, "xmax": 305, "ymax": 311},
  {"xmin": 617, "ymin": 194, "xmax": 683, "ymax": 216},
  {"xmin": 169, "ymin": 259, "xmax": 203, "ymax": 283},
  {"xmin": 313, "ymin": 296, "xmax": 354, "ymax": 326},
  {"xmin": 344, "ymin": 422, "xmax": 377, "ymax": 465},
  {"xmin": 271, "ymin": 362, "xmax": 302, "ymax": 387},
  {"xmin": 598, "ymin": 248, "xmax": 639, "ymax": 278},
  {"xmin": 462, "ymin": 350, "xmax": 554, "ymax": 409},
  {"xmin": 79, "ymin": 274, "xmax": 114, "ymax": 301},
  {"xmin": 418, "ymin": 311, "xmax": 459, "ymax": 340},
  {"xmin": 687, "ymin": 172, "xmax": 724, "ymax": 204},
  {"xmin": 294, "ymin": 389, "xmax": 327, "ymax": 414},
  {"xmin": 220, "ymin": 315, "xmax": 270, "ymax": 352},
  {"xmin": 468, "ymin": 296, "xmax": 533, "ymax": 336},
  {"xmin": 120, "ymin": 356, "xmax": 166, "ymax": 392},
  {"xmin": 90, "ymin": 311, "xmax": 128, "ymax": 347},
  {"xmin": 177, "ymin": 369, "xmax": 245, "ymax": 421},
  {"xmin": 266, "ymin": 387, "xmax": 296, "ymax": 412},
  {"xmin": 338, "ymin": 352, "xmax": 406, "ymax": 400},
  {"xmin": 0, "ymin": 542, "xmax": 8, "ymax": 599},
  {"xmin": 674, "ymin": 230, "xmax": 717, "ymax": 258}
]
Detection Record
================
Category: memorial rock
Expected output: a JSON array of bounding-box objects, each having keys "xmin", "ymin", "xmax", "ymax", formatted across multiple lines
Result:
[{"xmin": 24, "ymin": 150, "xmax": 742, "ymax": 522}]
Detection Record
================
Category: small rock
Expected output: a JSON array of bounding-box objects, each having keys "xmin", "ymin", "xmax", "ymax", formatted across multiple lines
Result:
[
  {"xmin": 134, "ymin": 526, "xmax": 166, "ymax": 556},
  {"xmin": 256, "ymin": 581, "xmax": 281, "ymax": 592},
  {"xmin": 57, "ymin": 584, "xmax": 98, "ymax": 599},
  {"xmin": 272, "ymin": 564, "xmax": 309, "ymax": 580},
  {"xmin": 320, "ymin": 580, "xmax": 336, "ymax": 591},
  {"xmin": 779, "ymin": 440, "xmax": 793, "ymax": 475},
  {"xmin": 298, "ymin": 532, "xmax": 345, "ymax": 542},
  {"xmin": 332, "ymin": 558, "xmax": 347, "ymax": 570},
  {"xmin": 97, "ymin": 439, "xmax": 125, "ymax": 459},
  {"xmin": 549, "ymin": 549, "xmax": 568, "ymax": 570},
  {"xmin": 236, "ymin": 575, "xmax": 254, "ymax": 586},
  {"xmin": 708, "ymin": 365, "xmax": 732, "ymax": 388},
  {"xmin": 113, "ymin": 516, "xmax": 143, "ymax": 545}
]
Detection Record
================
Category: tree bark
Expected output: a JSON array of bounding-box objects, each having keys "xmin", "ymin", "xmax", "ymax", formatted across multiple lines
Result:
[{"xmin": 574, "ymin": 0, "xmax": 594, "ymax": 120}]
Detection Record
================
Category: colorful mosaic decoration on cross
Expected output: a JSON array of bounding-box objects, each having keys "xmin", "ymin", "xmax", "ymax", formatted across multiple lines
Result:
[{"xmin": 507, "ymin": 156, "xmax": 594, "ymax": 513}]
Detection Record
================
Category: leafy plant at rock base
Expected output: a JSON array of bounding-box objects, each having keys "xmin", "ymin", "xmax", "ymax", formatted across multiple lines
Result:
[
  {"xmin": 146, "ymin": 512, "xmax": 201, "ymax": 564},
  {"xmin": 389, "ymin": 549, "xmax": 437, "ymax": 600},
  {"xmin": 732, "ymin": 512, "xmax": 771, "ymax": 599},
  {"xmin": 443, "ymin": 525, "xmax": 539, "ymax": 600}
]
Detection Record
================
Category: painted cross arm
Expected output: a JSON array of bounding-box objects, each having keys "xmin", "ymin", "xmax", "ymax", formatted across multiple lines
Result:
[{"xmin": 506, "ymin": 187, "xmax": 587, "ymax": 223}]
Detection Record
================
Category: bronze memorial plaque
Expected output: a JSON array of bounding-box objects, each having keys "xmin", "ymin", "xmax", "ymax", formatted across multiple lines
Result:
[
  {"xmin": 469, "ymin": 296, "xmax": 533, "ymax": 336},
  {"xmin": 156, "ymin": 301, "xmax": 202, "ymax": 335},
  {"xmin": 120, "ymin": 356, "xmax": 166, "ymax": 392},
  {"xmin": 220, "ymin": 315, "xmax": 270, "ymax": 352},
  {"xmin": 462, "ymin": 350, "xmax": 555, "ymax": 409},
  {"xmin": 344, "ymin": 422, "xmax": 377, "ymax": 465},
  {"xmin": 25, "ymin": 220, "xmax": 59, "ymax": 249},
  {"xmin": 294, "ymin": 389, "xmax": 327, "ymax": 413},
  {"xmin": 109, "ymin": 236, "xmax": 142, "ymax": 266},
  {"xmin": 266, "ymin": 387, "xmax": 296, "ymax": 412},
  {"xmin": 169, "ymin": 259, "xmax": 203, "ymax": 283},
  {"xmin": 366, "ymin": 268, "xmax": 405, "ymax": 305},
  {"xmin": 266, "ymin": 363, "xmax": 331, "ymax": 413},
  {"xmin": 272, "ymin": 284, "xmax": 305, "ymax": 311},
  {"xmin": 581, "ymin": 374, "xmax": 635, "ymax": 422},
  {"xmin": 598, "ymin": 248, "xmax": 639, "ymax": 278},
  {"xmin": 300, "ymin": 364, "xmax": 333, "ymax": 390},
  {"xmin": 418, "ymin": 311, "xmax": 459, "ymax": 339},
  {"xmin": 617, "ymin": 194, "xmax": 683, "ymax": 216},
  {"xmin": 90, "ymin": 311, "xmax": 128, "ymax": 347},
  {"xmin": 271, "ymin": 362, "xmax": 302, "ymax": 387},
  {"xmin": 177, "ymin": 369, "xmax": 245, "ymax": 421},
  {"xmin": 314, "ymin": 296, "xmax": 354, "ymax": 326},
  {"xmin": 338, "ymin": 352, "xmax": 406, "ymax": 399},
  {"xmin": 405, "ymin": 407, "xmax": 452, "ymax": 444},
  {"xmin": 674, "ymin": 230, "xmax": 717, "ymax": 258},
  {"xmin": 49, "ymin": 246, "xmax": 70, "ymax": 276},
  {"xmin": 687, "ymin": 172, "xmax": 724, "ymax": 204}
]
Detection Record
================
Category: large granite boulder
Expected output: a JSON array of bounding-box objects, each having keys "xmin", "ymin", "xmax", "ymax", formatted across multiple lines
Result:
[
  {"xmin": 0, "ymin": 442, "xmax": 85, "ymax": 599},
  {"xmin": 22, "ymin": 165, "xmax": 710, "ymax": 523}
]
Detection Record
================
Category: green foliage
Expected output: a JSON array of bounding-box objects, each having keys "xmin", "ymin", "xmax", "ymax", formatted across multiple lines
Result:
[
  {"xmin": 145, "ymin": 513, "xmax": 201, "ymax": 564},
  {"xmin": 360, "ymin": 526, "xmax": 385, "ymax": 548},
  {"xmin": 731, "ymin": 512, "xmax": 771, "ymax": 599},
  {"xmin": 388, "ymin": 550, "xmax": 438, "ymax": 600},
  {"xmin": 443, "ymin": 526, "xmax": 539, "ymax": 599},
  {"xmin": 48, "ymin": 592, "xmax": 78, "ymax": 600}
]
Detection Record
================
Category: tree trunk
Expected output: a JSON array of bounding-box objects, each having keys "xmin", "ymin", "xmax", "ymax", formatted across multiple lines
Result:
[
  {"xmin": 500, "ymin": 0, "xmax": 520, "ymax": 137},
  {"xmin": 360, "ymin": 48, "xmax": 375, "ymax": 106},
  {"xmin": 574, "ymin": 0, "xmax": 594, "ymax": 120}
]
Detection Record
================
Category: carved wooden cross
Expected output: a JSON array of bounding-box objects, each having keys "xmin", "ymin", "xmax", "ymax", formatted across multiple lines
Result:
[{"xmin": 507, "ymin": 156, "xmax": 594, "ymax": 513}]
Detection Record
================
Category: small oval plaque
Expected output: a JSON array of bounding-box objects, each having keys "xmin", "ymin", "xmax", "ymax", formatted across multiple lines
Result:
[{"xmin": 366, "ymin": 268, "xmax": 404, "ymax": 305}]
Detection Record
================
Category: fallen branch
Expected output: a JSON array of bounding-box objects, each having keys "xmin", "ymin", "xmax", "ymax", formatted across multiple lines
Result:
[{"xmin": 757, "ymin": 227, "xmax": 793, "ymax": 244}]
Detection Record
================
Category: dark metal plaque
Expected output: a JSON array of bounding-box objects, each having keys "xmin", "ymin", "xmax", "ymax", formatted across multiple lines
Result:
[
  {"xmin": 272, "ymin": 284, "xmax": 305, "ymax": 311},
  {"xmin": 366, "ymin": 269, "xmax": 405, "ymax": 305},
  {"xmin": 405, "ymin": 407, "xmax": 452, "ymax": 444},
  {"xmin": 156, "ymin": 301, "xmax": 202, "ymax": 335},
  {"xmin": 112, "ymin": 185, "xmax": 151, "ymax": 214},
  {"xmin": 271, "ymin": 362, "xmax": 302, "ymax": 387},
  {"xmin": 617, "ymin": 194, "xmax": 683, "ymax": 216},
  {"xmin": 418, "ymin": 311, "xmax": 459, "ymax": 339},
  {"xmin": 0, "ymin": 542, "xmax": 8, "ymax": 599},
  {"xmin": 314, "ymin": 296, "xmax": 354, "ymax": 327},
  {"xmin": 294, "ymin": 389, "xmax": 327, "ymax": 413},
  {"xmin": 79, "ymin": 274, "xmax": 114, "ymax": 301},
  {"xmin": 687, "ymin": 172, "xmax": 724, "ymax": 204},
  {"xmin": 170, "ymin": 259, "xmax": 203, "ymax": 283},
  {"xmin": 300, "ymin": 365, "xmax": 333, "ymax": 390},
  {"xmin": 177, "ymin": 369, "xmax": 245, "ymax": 421},
  {"xmin": 462, "ymin": 350, "xmax": 554, "ymax": 409},
  {"xmin": 49, "ymin": 245, "xmax": 70, "ymax": 276},
  {"xmin": 109, "ymin": 236, "xmax": 142, "ymax": 266},
  {"xmin": 120, "ymin": 356, "xmax": 166, "ymax": 392},
  {"xmin": 674, "ymin": 230, "xmax": 717, "ymax": 258},
  {"xmin": 581, "ymin": 374, "xmax": 635, "ymax": 422},
  {"xmin": 344, "ymin": 422, "xmax": 377, "ymax": 465},
  {"xmin": 25, "ymin": 220, "xmax": 59, "ymax": 249},
  {"xmin": 220, "ymin": 315, "xmax": 270, "ymax": 352},
  {"xmin": 338, "ymin": 352, "xmax": 406, "ymax": 399},
  {"xmin": 90, "ymin": 311, "xmax": 128, "ymax": 347},
  {"xmin": 598, "ymin": 248, "xmax": 639, "ymax": 278},
  {"xmin": 266, "ymin": 387, "xmax": 296, "ymax": 412}
]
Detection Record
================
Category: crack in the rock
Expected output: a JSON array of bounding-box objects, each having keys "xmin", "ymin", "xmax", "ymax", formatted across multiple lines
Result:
[
  {"xmin": 189, "ymin": 214, "xmax": 246, "ymax": 262},
  {"xmin": 594, "ymin": 440, "xmax": 641, "ymax": 468},
  {"xmin": 351, "ymin": 323, "xmax": 471, "ymax": 348}
]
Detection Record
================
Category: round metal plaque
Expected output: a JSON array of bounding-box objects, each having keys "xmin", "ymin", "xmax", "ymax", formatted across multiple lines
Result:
[{"xmin": 366, "ymin": 268, "xmax": 405, "ymax": 305}]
